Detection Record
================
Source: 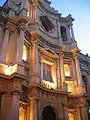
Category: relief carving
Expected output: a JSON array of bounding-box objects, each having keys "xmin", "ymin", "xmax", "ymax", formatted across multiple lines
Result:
[{"xmin": 8, "ymin": 0, "xmax": 21, "ymax": 11}]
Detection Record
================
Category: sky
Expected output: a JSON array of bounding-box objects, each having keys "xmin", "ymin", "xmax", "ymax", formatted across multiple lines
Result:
[{"xmin": 0, "ymin": 0, "xmax": 90, "ymax": 55}]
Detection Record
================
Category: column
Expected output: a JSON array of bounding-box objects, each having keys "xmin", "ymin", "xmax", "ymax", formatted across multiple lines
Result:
[
  {"xmin": 63, "ymin": 104, "xmax": 68, "ymax": 120},
  {"xmin": 17, "ymin": 29, "xmax": 24, "ymax": 63},
  {"xmin": 70, "ymin": 25, "xmax": 75, "ymax": 41},
  {"xmin": 31, "ymin": 0, "xmax": 38, "ymax": 23},
  {"xmin": 0, "ymin": 92, "xmax": 20, "ymax": 120},
  {"xmin": 60, "ymin": 54, "xmax": 65, "ymax": 85},
  {"xmin": 29, "ymin": 31, "xmax": 40, "ymax": 84},
  {"xmin": 0, "ymin": 26, "xmax": 4, "ymax": 52},
  {"xmin": 29, "ymin": 98, "xmax": 37, "ymax": 120},
  {"xmin": 81, "ymin": 104, "xmax": 88, "ymax": 120},
  {"xmin": 0, "ymin": 29, "xmax": 9, "ymax": 63},
  {"xmin": 66, "ymin": 25, "xmax": 71, "ymax": 41},
  {"xmin": 76, "ymin": 106, "xmax": 81, "ymax": 120},
  {"xmin": 74, "ymin": 55, "xmax": 82, "ymax": 85}
]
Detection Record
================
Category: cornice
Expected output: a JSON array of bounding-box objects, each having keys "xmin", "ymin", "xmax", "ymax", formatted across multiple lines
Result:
[
  {"xmin": 39, "ymin": 47, "xmax": 58, "ymax": 59},
  {"xmin": 29, "ymin": 83, "xmax": 69, "ymax": 96},
  {"xmin": 38, "ymin": 1, "xmax": 61, "ymax": 16},
  {"xmin": 38, "ymin": 35, "xmax": 61, "ymax": 49},
  {"xmin": 7, "ymin": 15, "xmax": 29, "ymax": 26}
]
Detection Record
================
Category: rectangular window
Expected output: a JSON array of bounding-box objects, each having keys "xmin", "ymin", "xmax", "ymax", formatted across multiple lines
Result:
[
  {"xmin": 43, "ymin": 63, "xmax": 53, "ymax": 82},
  {"xmin": 64, "ymin": 64, "xmax": 70, "ymax": 77}
]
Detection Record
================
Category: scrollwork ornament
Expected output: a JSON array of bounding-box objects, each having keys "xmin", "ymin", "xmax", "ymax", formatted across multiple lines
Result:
[{"xmin": 8, "ymin": 0, "xmax": 21, "ymax": 11}]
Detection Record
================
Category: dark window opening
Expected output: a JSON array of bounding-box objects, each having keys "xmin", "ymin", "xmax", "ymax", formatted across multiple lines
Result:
[
  {"xmin": 60, "ymin": 26, "xmax": 67, "ymax": 41},
  {"xmin": 40, "ymin": 16, "xmax": 54, "ymax": 32}
]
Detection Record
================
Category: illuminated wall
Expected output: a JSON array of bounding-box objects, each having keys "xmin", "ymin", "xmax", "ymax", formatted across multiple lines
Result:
[{"xmin": 22, "ymin": 45, "xmax": 28, "ymax": 61}]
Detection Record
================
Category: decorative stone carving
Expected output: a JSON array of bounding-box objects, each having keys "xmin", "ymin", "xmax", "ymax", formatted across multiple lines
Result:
[{"xmin": 8, "ymin": 0, "xmax": 21, "ymax": 11}]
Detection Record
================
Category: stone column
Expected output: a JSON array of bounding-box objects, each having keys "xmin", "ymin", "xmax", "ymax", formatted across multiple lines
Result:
[
  {"xmin": 81, "ymin": 104, "xmax": 88, "ymax": 120},
  {"xmin": 70, "ymin": 25, "xmax": 75, "ymax": 41},
  {"xmin": 60, "ymin": 53, "xmax": 65, "ymax": 85},
  {"xmin": 63, "ymin": 104, "xmax": 68, "ymax": 120},
  {"xmin": 0, "ymin": 29, "xmax": 10, "ymax": 63},
  {"xmin": 0, "ymin": 25, "xmax": 4, "ymax": 53},
  {"xmin": 29, "ymin": 98, "xmax": 37, "ymax": 120},
  {"xmin": 74, "ymin": 55, "xmax": 82, "ymax": 85},
  {"xmin": 76, "ymin": 106, "xmax": 81, "ymax": 120},
  {"xmin": 17, "ymin": 29, "xmax": 24, "ymax": 63},
  {"xmin": 0, "ymin": 92, "xmax": 20, "ymax": 120},
  {"xmin": 72, "ymin": 49, "xmax": 82, "ymax": 86},
  {"xmin": 29, "ymin": 31, "xmax": 40, "ymax": 84},
  {"xmin": 66, "ymin": 25, "xmax": 71, "ymax": 41}
]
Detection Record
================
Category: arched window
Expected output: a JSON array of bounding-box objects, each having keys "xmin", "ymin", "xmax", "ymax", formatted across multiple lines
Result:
[
  {"xmin": 42, "ymin": 106, "xmax": 56, "ymax": 120},
  {"xmin": 82, "ymin": 76, "xmax": 87, "ymax": 93},
  {"xmin": 22, "ymin": 45, "xmax": 28, "ymax": 61},
  {"xmin": 60, "ymin": 26, "xmax": 67, "ymax": 41}
]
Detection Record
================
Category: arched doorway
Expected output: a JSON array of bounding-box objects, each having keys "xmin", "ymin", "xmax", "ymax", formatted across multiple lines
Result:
[{"xmin": 42, "ymin": 106, "xmax": 56, "ymax": 120}]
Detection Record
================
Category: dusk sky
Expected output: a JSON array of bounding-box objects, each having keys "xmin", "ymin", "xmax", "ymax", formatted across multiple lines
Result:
[{"xmin": 0, "ymin": 0, "xmax": 90, "ymax": 55}]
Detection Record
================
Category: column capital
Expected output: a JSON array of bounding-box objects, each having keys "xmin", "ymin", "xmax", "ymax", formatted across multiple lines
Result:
[
  {"xmin": 32, "ymin": 0, "xmax": 39, "ymax": 4},
  {"xmin": 71, "ymin": 48, "xmax": 80, "ymax": 59},
  {"xmin": 4, "ymin": 22, "xmax": 16, "ymax": 32},
  {"xmin": 31, "ymin": 30, "xmax": 40, "ymax": 41},
  {"xmin": 18, "ymin": 22, "xmax": 26, "ymax": 31}
]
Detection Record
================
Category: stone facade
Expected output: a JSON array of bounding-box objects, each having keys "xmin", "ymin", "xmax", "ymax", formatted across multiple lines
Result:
[{"xmin": 0, "ymin": 0, "xmax": 90, "ymax": 120}]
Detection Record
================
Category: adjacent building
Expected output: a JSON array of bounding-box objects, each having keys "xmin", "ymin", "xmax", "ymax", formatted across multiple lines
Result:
[{"xmin": 0, "ymin": 0, "xmax": 90, "ymax": 120}]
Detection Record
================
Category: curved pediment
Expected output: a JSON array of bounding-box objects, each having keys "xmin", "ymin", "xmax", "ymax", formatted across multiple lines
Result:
[{"xmin": 39, "ymin": 0, "xmax": 61, "ymax": 15}]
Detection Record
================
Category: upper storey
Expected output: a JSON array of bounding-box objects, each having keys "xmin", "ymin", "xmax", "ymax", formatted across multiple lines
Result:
[
  {"xmin": 0, "ymin": 0, "xmax": 77, "ymax": 51},
  {"xmin": 26, "ymin": 0, "xmax": 77, "ymax": 51}
]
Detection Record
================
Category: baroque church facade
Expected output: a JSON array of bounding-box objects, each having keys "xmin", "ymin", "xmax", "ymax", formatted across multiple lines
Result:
[{"xmin": 0, "ymin": 0, "xmax": 90, "ymax": 120}]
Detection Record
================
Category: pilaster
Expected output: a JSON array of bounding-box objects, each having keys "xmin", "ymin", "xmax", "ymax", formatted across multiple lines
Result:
[
  {"xmin": 72, "ymin": 48, "xmax": 82, "ymax": 86},
  {"xmin": 70, "ymin": 24, "xmax": 75, "ymax": 41},
  {"xmin": 29, "ymin": 31, "xmax": 40, "ymax": 84},
  {"xmin": 76, "ymin": 106, "xmax": 81, "ymax": 120},
  {"xmin": 63, "ymin": 103, "xmax": 68, "ymax": 120},
  {"xmin": 0, "ymin": 24, "xmax": 4, "ymax": 53},
  {"xmin": 17, "ymin": 24, "xmax": 25, "ymax": 63},
  {"xmin": 60, "ymin": 53, "xmax": 65, "ymax": 85},
  {"xmin": 0, "ymin": 73, "xmax": 26, "ymax": 120},
  {"xmin": 29, "ymin": 98, "xmax": 37, "ymax": 120},
  {"xmin": 0, "ymin": 28, "xmax": 10, "ymax": 63},
  {"xmin": 66, "ymin": 25, "xmax": 71, "ymax": 42}
]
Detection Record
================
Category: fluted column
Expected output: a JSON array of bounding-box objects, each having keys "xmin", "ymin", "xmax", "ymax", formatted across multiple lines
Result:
[
  {"xmin": 60, "ymin": 53, "xmax": 65, "ymax": 85},
  {"xmin": 0, "ymin": 29, "xmax": 10, "ymax": 63},
  {"xmin": 70, "ymin": 25, "xmax": 75, "ymax": 41},
  {"xmin": 0, "ymin": 25, "xmax": 4, "ymax": 53},
  {"xmin": 29, "ymin": 31, "xmax": 40, "ymax": 84},
  {"xmin": 66, "ymin": 25, "xmax": 71, "ymax": 41},
  {"xmin": 17, "ymin": 29, "xmax": 24, "ymax": 63},
  {"xmin": 81, "ymin": 104, "xmax": 88, "ymax": 120},
  {"xmin": 63, "ymin": 104, "xmax": 68, "ymax": 120},
  {"xmin": 74, "ymin": 55, "xmax": 82, "ymax": 85},
  {"xmin": 0, "ymin": 92, "xmax": 20, "ymax": 120},
  {"xmin": 76, "ymin": 106, "xmax": 81, "ymax": 120},
  {"xmin": 29, "ymin": 98, "xmax": 37, "ymax": 120},
  {"xmin": 72, "ymin": 49, "xmax": 82, "ymax": 85}
]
